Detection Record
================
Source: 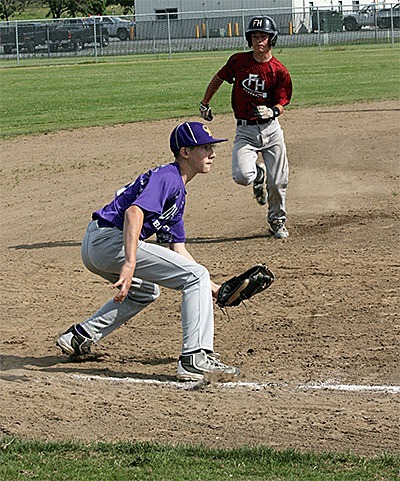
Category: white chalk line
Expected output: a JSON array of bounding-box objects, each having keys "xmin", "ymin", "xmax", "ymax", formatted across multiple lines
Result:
[
  {"xmin": 299, "ymin": 383, "xmax": 400, "ymax": 394},
  {"xmin": 72, "ymin": 374, "xmax": 400, "ymax": 393},
  {"xmin": 72, "ymin": 374, "xmax": 274, "ymax": 390}
]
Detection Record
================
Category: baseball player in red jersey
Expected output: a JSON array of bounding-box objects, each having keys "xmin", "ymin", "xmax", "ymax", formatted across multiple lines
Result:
[{"xmin": 200, "ymin": 16, "xmax": 292, "ymax": 239}]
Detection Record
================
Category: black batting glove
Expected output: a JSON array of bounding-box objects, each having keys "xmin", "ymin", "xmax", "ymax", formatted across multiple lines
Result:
[{"xmin": 199, "ymin": 102, "xmax": 213, "ymax": 121}]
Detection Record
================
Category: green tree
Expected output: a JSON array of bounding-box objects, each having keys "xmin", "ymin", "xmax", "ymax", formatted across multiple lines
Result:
[
  {"xmin": 0, "ymin": 0, "xmax": 32, "ymax": 21},
  {"xmin": 115, "ymin": 0, "xmax": 134, "ymax": 15},
  {"xmin": 45, "ymin": 0, "xmax": 107, "ymax": 18},
  {"xmin": 46, "ymin": 0, "xmax": 67, "ymax": 18},
  {"xmin": 87, "ymin": 0, "xmax": 106, "ymax": 15}
]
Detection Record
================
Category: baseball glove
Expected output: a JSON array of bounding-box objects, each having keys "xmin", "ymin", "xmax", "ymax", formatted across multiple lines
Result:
[{"xmin": 216, "ymin": 264, "xmax": 275, "ymax": 308}]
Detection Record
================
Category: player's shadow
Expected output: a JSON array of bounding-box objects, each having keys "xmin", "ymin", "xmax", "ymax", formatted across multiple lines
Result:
[
  {"xmin": 9, "ymin": 240, "xmax": 81, "ymax": 250},
  {"xmin": 9, "ymin": 232, "xmax": 271, "ymax": 252},
  {"xmin": 186, "ymin": 232, "xmax": 268, "ymax": 244},
  {"xmin": 0, "ymin": 354, "xmax": 177, "ymax": 382}
]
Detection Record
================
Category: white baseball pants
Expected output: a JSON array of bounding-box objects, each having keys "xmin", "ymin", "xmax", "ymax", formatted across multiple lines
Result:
[
  {"xmin": 232, "ymin": 120, "xmax": 289, "ymax": 223},
  {"xmin": 79, "ymin": 220, "xmax": 214, "ymax": 354}
]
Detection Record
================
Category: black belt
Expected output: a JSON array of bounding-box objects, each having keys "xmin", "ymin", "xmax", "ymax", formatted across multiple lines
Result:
[
  {"xmin": 237, "ymin": 118, "xmax": 273, "ymax": 126},
  {"xmin": 95, "ymin": 217, "xmax": 116, "ymax": 229}
]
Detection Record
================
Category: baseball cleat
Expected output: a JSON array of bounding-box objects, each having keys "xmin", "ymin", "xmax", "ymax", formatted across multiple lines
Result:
[
  {"xmin": 177, "ymin": 350, "xmax": 240, "ymax": 381},
  {"xmin": 269, "ymin": 220, "xmax": 289, "ymax": 239},
  {"xmin": 253, "ymin": 162, "xmax": 267, "ymax": 205},
  {"xmin": 56, "ymin": 324, "xmax": 93, "ymax": 356}
]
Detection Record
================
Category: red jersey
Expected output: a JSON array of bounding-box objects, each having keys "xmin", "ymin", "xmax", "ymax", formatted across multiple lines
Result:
[{"xmin": 217, "ymin": 51, "xmax": 292, "ymax": 120}]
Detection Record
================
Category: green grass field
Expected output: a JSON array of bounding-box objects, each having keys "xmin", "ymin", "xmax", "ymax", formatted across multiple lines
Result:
[
  {"xmin": 1, "ymin": 45, "xmax": 399, "ymax": 479},
  {"xmin": 0, "ymin": 438, "xmax": 399, "ymax": 481},
  {"xmin": 0, "ymin": 44, "xmax": 399, "ymax": 138}
]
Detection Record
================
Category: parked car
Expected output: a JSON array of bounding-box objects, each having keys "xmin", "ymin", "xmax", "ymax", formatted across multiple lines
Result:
[
  {"xmin": 343, "ymin": 3, "xmax": 400, "ymax": 31},
  {"xmin": 0, "ymin": 22, "xmax": 47, "ymax": 54},
  {"xmin": 48, "ymin": 18, "xmax": 109, "ymax": 51},
  {"xmin": 343, "ymin": 4, "xmax": 378, "ymax": 31},
  {"xmin": 377, "ymin": 3, "xmax": 400, "ymax": 28},
  {"xmin": 97, "ymin": 16, "xmax": 134, "ymax": 41}
]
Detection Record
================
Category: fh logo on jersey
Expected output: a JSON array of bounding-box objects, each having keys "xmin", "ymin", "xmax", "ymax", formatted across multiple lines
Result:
[{"xmin": 242, "ymin": 74, "xmax": 268, "ymax": 99}]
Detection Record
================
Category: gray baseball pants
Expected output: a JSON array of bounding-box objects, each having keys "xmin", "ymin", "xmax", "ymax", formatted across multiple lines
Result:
[
  {"xmin": 79, "ymin": 220, "xmax": 214, "ymax": 354},
  {"xmin": 232, "ymin": 119, "xmax": 289, "ymax": 223}
]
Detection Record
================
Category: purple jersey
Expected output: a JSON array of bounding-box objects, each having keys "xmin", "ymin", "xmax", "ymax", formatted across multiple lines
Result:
[{"xmin": 93, "ymin": 162, "xmax": 186, "ymax": 243}]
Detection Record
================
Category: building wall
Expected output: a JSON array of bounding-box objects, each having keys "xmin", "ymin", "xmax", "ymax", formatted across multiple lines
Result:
[
  {"xmin": 135, "ymin": 0, "xmax": 292, "ymax": 17},
  {"xmin": 133, "ymin": 1, "xmax": 391, "ymax": 36},
  {"xmin": 135, "ymin": 0, "xmax": 387, "ymax": 15},
  {"xmin": 135, "ymin": 1, "xmax": 390, "ymax": 17}
]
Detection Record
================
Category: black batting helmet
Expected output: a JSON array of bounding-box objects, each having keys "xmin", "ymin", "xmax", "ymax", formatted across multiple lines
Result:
[{"xmin": 245, "ymin": 16, "xmax": 278, "ymax": 48}]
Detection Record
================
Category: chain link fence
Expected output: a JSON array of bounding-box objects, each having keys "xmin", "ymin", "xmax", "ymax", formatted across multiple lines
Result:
[{"xmin": 1, "ymin": 3, "xmax": 399, "ymax": 65}]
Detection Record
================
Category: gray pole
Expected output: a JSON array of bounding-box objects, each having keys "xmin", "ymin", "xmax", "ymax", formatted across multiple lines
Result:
[
  {"xmin": 15, "ymin": 22, "xmax": 20, "ymax": 66},
  {"xmin": 167, "ymin": 12, "xmax": 172, "ymax": 59}
]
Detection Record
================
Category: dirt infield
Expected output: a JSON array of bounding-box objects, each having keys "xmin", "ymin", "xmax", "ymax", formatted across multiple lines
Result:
[{"xmin": 1, "ymin": 102, "xmax": 399, "ymax": 455}]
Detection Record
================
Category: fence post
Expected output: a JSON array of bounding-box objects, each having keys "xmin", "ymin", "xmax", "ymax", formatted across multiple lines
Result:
[
  {"xmin": 152, "ymin": 20, "xmax": 156, "ymax": 55},
  {"xmin": 46, "ymin": 24, "xmax": 51, "ymax": 58},
  {"xmin": 93, "ymin": 19, "xmax": 98, "ymax": 61},
  {"xmin": 202, "ymin": 17, "xmax": 209, "ymax": 50},
  {"xmin": 390, "ymin": 5, "xmax": 395, "ymax": 47},
  {"xmin": 167, "ymin": 12, "xmax": 172, "ymax": 59},
  {"xmin": 15, "ymin": 21, "xmax": 20, "ymax": 66},
  {"xmin": 317, "ymin": 8, "xmax": 322, "ymax": 50},
  {"xmin": 241, "ymin": 10, "xmax": 246, "ymax": 50}
]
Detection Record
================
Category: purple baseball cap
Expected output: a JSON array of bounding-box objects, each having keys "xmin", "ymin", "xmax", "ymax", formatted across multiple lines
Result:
[{"xmin": 170, "ymin": 121, "xmax": 228, "ymax": 154}]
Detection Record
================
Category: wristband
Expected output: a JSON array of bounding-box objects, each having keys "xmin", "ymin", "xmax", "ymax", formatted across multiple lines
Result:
[{"xmin": 272, "ymin": 106, "xmax": 281, "ymax": 118}]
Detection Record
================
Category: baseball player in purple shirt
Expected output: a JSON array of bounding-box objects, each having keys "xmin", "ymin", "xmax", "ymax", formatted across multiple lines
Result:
[{"xmin": 57, "ymin": 121, "xmax": 240, "ymax": 381}]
